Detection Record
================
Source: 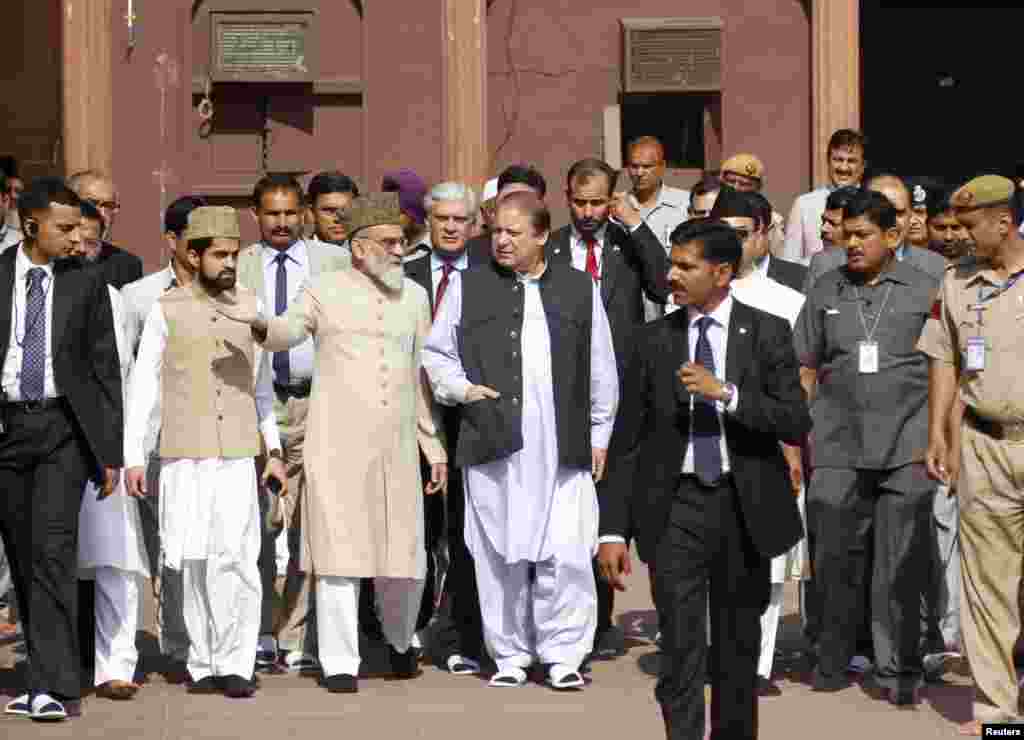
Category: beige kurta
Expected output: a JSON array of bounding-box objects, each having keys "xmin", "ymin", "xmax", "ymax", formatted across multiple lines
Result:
[{"xmin": 263, "ymin": 268, "xmax": 446, "ymax": 579}]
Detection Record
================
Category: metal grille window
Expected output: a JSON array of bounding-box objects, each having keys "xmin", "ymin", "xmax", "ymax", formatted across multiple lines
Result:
[
  {"xmin": 621, "ymin": 17, "xmax": 723, "ymax": 93},
  {"xmin": 211, "ymin": 12, "xmax": 316, "ymax": 83}
]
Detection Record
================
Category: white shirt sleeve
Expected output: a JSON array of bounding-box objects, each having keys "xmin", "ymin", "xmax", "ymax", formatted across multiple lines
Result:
[
  {"xmin": 782, "ymin": 195, "xmax": 805, "ymax": 263},
  {"xmin": 422, "ymin": 271, "xmax": 471, "ymax": 406},
  {"xmin": 254, "ymin": 346, "xmax": 282, "ymax": 453},
  {"xmin": 124, "ymin": 303, "xmax": 166, "ymax": 469},
  {"xmin": 589, "ymin": 282, "xmax": 619, "ymax": 449}
]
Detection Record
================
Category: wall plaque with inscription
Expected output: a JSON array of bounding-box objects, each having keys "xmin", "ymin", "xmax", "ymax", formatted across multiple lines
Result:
[{"xmin": 211, "ymin": 12, "xmax": 316, "ymax": 82}]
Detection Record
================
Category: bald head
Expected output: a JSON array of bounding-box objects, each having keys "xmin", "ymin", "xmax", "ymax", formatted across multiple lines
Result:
[
  {"xmin": 627, "ymin": 136, "xmax": 667, "ymax": 198},
  {"xmin": 867, "ymin": 175, "xmax": 910, "ymax": 242}
]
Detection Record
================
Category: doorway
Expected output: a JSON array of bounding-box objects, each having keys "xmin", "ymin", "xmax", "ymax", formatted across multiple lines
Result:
[{"xmin": 860, "ymin": 2, "xmax": 1024, "ymax": 185}]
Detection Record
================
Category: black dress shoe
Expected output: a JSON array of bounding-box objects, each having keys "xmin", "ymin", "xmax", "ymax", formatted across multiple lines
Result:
[
  {"xmin": 389, "ymin": 645, "xmax": 419, "ymax": 679},
  {"xmin": 810, "ymin": 669, "xmax": 852, "ymax": 693},
  {"xmin": 217, "ymin": 675, "xmax": 256, "ymax": 699},
  {"xmin": 887, "ymin": 685, "xmax": 919, "ymax": 707},
  {"xmin": 323, "ymin": 674, "xmax": 358, "ymax": 694},
  {"xmin": 757, "ymin": 676, "xmax": 783, "ymax": 697},
  {"xmin": 187, "ymin": 676, "xmax": 220, "ymax": 694}
]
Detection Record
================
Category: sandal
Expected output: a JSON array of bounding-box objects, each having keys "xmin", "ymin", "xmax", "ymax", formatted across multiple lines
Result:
[
  {"xmin": 546, "ymin": 664, "xmax": 585, "ymax": 690},
  {"xmin": 488, "ymin": 667, "xmax": 527, "ymax": 687}
]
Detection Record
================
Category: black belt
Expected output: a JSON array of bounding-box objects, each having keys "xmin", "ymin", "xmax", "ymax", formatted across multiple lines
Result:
[
  {"xmin": 3, "ymin": 397, "xmax": 65, "ymax": 414},
  {"xmin": 964, "ymin": 406, "xmax": 1024, "ymax": 442},
  {"xmin": 680, "ymin": 472, "xmax": 734, "ymax": 490},
  {"xmin": 274, "ymin": 380, "xmax": 312, "ymax": 399}
]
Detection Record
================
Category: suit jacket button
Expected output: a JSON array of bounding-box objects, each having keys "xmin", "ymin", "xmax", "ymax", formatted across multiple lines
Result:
[
  {"xmin": 510, "ymin": 330, "xmax": 517, "ymax": 338},
  {"xmin": 512, "ymin": 397, "xmax": 519, "ymax": 405}
]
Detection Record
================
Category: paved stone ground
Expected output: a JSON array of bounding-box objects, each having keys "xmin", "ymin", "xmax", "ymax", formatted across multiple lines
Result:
[{"xmin": 0, "ymin": 555, "xmax": 974, "ymax": 739}]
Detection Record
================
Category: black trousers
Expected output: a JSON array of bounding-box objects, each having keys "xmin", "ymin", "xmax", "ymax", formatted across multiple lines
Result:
[
  {"xmin": 431, "ymin": 469, "xmax": 484, "ymax": 661},
  {"xmin": 0, "ymin": 401, "xmax": 92, "ymax": 700},
  {"xmin": 653, "ymin": 475, "xmax": 768, "ymax": 740}
]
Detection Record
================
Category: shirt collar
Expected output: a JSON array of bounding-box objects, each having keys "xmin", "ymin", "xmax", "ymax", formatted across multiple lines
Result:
[
  {"xmin": 263, "ymin": 239, "xmax": 307, "ymax": 267},
  {"xmin": 16, "ymin": 244, "xmax": 54, "ymax": 282},
  {"xmin": 754, "ymin": 253, "xmax": 770, "ymax": 277},
  {"xmin": 431, "ymin": 250, "xmax": 468, "ymax": 273},
  {"xmin": 687, "ymin": 292, "xmax": 734, "ymax": 330},
  {"xmin": 895, "ymin": 242, "xmax": 907, "ymax": 261},
  {"xmin": 571, "ymin": 223, "xmax": 608, "ymax": 246}
]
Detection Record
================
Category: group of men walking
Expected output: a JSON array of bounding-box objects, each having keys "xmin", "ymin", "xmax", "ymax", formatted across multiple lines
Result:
[{"xmin": 1, "ymin": 128, "xmax": 1023, "ymax": 740}]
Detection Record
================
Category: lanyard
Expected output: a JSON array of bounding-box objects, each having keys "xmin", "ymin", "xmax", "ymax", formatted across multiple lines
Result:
[
  {"xmin": 852, "ymin": 282, "xmax": 894, "ymax": 343},
  {"xmin": 974, "ymin": 269, "xmax": 1024, "ymax": 326}
]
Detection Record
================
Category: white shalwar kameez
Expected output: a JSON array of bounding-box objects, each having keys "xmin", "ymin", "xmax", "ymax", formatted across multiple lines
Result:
[
  {"xmin": 124, "ymin": 302, "xmax": 280, "ymax": 682},
  {"xmin": 423, "ymin": 269, "xmax": 619, "ymax": 674},
  {"xmin": 77, "ymin": 286, "xmax": 151, "ymax": 686},
  {"xmin": 730, "ymin": 271, "xmax": 806, "ymax": 679}
]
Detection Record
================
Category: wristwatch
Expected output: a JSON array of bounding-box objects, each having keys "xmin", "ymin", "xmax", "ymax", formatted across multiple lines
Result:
[
  {"xmin": 721, "ymin": 383, "xmax": 737, "ymax": 405},
  {"xmin": 267, "ymin": 448, "xmax": 283, "ymax": 461}
]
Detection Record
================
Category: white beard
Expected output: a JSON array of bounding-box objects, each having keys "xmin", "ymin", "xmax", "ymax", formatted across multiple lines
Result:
[{"xmin": 376, "ymin": 264, "xmax": 405, "ymax": 293}]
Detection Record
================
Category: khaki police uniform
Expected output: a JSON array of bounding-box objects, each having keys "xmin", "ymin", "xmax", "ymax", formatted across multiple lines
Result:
[{"xmin": 917, "ymin": 174, "xmax": 1024, "ymax": 724}]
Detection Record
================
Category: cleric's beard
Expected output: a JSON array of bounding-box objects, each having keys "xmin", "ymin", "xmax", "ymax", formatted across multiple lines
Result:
[{"xmin": 372, "ymin": 264, "xmax": 404, "ymax": 294}]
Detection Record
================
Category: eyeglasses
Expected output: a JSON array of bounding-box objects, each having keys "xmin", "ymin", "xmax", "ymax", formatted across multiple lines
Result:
[
  {"xmin": 355, "ymin": 236, "xmax": 408, "ymax": 250},
  {"xmin": 86, "ymin": 198, "xmax": 120, "ymax": 212},
  {"xmin": 316, "ymin": 207, "xmax": 349, "ymax": 221}
]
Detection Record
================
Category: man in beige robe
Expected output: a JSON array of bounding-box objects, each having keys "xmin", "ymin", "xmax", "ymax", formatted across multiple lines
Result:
[{"xmin": 218, "ymin": 193, "xmax": 448, "ymax": 694}]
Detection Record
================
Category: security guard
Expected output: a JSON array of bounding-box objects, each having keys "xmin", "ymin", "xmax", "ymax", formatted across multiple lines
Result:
[
  {"xmin": 919, "ymin": 175, "xmax": 1024, "ymax": 735},
  {"xmin": 795, "ymin": 188, "xmax": 939, "ymax": 705}
]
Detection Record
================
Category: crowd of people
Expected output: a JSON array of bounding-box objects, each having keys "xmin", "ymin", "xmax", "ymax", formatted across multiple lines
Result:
[{"xmin": 0, "ymin": 127, "xmax": 1020, "ymax": 739}]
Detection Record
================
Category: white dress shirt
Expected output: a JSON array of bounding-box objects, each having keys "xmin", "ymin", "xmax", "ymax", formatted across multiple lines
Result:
[
  {"xmin": 123, "ymin": 300, "xmax": 280, "ymax": 469},
  {"xmin": 782, "ymin": 186, "xmax": 832, "ymax": 265},
  {"xmin": 0, "ymin": 223, "xmax": 23, "ymax": 254},
  {"xmin": 429, "ymin": 250, "xmax": 469, "ymax": 303},
  {"xmin": 681, "ymin": 294, "xmax": 740, "ymax": 474},
  {"xmin": 2, "ymin": 246, "xmax": 58, "ymax": 400},
  {"xmin": 262, "ymin": 241, "xmax": 315, "ymax": 384}
]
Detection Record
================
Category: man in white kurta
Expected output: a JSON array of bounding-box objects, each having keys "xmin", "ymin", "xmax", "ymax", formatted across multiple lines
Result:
[
  {"xmin": 76, "ymin": 276, "xmax": 150, "ymax": 699},
  {"xmin": 422, "ymin": 193, "xmax": 619, "ymax": 689},
  {"xmin": 124, "ymin": 207, "xmax": 285, "ymax": 699}
]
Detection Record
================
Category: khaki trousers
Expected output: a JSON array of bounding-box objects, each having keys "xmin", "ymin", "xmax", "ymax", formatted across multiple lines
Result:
[
  {"xmin": 959, "ymin": 422, "xmax": 1024, "ymax": 723},
  {"xmin": 258, "ymin": 394, "xmax": 315, "ymax": 655}
]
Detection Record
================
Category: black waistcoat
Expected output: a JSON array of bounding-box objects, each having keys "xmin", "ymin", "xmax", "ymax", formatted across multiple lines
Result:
[{"xmin": 455, "ymin": 260, "xmax": 593, "ymax": 470}]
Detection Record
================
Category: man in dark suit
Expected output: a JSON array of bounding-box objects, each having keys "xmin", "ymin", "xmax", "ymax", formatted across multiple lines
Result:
[
  {"xmin": 76, "ymin": 201, "xmax": 143, "ymax": 289},
  {"xmin": 598, "ymin": 219, "xmax": 810, "ymax": 740},
  {"xmin": 747, "ymin": 193, "xmax": 808, "ymax": 293},
  {"xmin": 546, "ymin": 158, "xmax": 669, "ymax": 658},
  {"xmin": 0, "ymin": 178, "xmax": 123, "ymax": 721},
  {"xmin": 400, "ymin": 181, "xmax": 487, "ymax": 673}
]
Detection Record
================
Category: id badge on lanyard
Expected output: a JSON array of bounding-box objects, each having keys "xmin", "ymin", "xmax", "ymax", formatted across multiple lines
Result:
[
  {"xmin": 858, "ymin": 341, "xmax": 879, "ymax": 373},
  {"xmin": 965, "ymin": 336, "xmax": 986, "ymax": 371}
]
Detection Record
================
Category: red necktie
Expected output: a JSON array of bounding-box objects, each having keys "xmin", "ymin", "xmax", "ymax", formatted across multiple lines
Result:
[
  {"xmin": 433, "ymin": 262, "xmax": 455, "ymax": 322},
  {"xmin": 584, "ymin": 237, "xmax": 600, "ymax": 281}
]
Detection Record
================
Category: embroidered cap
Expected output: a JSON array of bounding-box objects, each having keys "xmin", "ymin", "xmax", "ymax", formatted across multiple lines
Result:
[
  {"xmin": 184, "ymin": 206, "xmax": 241, "ymax": 241},
  {"xmin": 343, "ymin": 193, "xmax": 404, "ymax": 238}
]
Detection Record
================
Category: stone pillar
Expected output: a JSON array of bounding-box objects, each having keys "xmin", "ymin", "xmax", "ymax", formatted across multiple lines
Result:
[
  {"xmin": 443, "ymin": 0, "xmax": 487, "ymax": 190},
  {"xmin": 62, "ymin": 0, "xmax": 114, "ymax": 175},
  {"xmin": 811, "ymin": 0, "xmax": 859, "ymax": 185}
]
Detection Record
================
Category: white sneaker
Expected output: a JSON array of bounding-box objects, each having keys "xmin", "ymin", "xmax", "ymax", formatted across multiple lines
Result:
[
  {"xmin": 29, "ymin": 694, "xmax": 66, "ymax": 722},
  {"xmin": 847, "ymin": 655, "xmax": 872, "ymax": 674},
  {"xmin": 446, "ymin": 654, "xmax": 481, "ymax": 676}
]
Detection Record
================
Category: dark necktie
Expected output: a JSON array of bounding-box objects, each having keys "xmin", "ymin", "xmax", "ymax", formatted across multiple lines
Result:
[
  {"xmin": 692, "ymin": 315, "xmax": 723, "ymax": 485},
  {"xmin": 433, "ymin": 262, "xmax": 455, "ymax": 322},
  {"xmin": 20, "ymin": 268, "xmax": 47, "ymax": 401},
  {"xmin": 584, "ymin": 237, "xmax": 600, "ymax": 281},
  {"xmin": 273, "ymin": 252, "xmax": 290, "ymax": 384}
]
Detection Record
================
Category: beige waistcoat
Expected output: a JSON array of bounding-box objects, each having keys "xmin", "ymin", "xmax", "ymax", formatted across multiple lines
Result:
[{"xmin": 159, "ymin": 284, "xmax": 262, "ymax": 459}]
